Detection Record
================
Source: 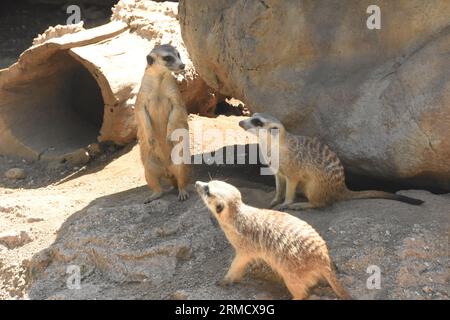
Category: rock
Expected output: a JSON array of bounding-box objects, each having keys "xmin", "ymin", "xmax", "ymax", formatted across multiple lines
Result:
[
  {"xmin": 179, "ymin": 0, "xmax": 450, "ymax": 190},
  {"xmin": 170, "ymin": 290, "xmax": 189, "ymax": 300},
  {"xmin": 4, "ymin": 168, "xmax": 26, "ymax": 180},
  {"xmin": 26, "ymin": 181, "xmax": 449, "ymax": 299},
  {"xmin": 63, "ymin": 149, "xmax": 91, "ymax": 166},
  {"xmin": 86, "ymin": 143, "xmax": 102, "ymax": 157},
  {"xmin": 0, "ymin": 231, "xmax": 33, "ymax": 249}
]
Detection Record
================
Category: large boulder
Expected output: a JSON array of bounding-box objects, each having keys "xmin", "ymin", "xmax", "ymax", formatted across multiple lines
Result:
[{"xmin": 179, "ymin": 0, "xmax": 450, "ymax": 190}]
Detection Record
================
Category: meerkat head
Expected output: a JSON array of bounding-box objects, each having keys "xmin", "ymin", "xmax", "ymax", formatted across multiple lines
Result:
[
  {"xmin": 196, "ymin": 180, "xmax": 242, "ymax": 220},
  {"xmin": 146, "ymin": 44, "xmax": 185, "ymax": 74},
  {"xmin": 239, "ymin": 113, "xmax": 285, "ymax": 136}
]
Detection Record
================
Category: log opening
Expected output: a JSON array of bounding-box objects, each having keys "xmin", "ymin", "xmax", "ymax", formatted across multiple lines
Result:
[{"xmin": 0, "ymin": 50, "xmax": 104, "ymax": 160}]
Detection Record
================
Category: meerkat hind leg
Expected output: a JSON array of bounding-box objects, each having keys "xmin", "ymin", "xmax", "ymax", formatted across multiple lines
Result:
[
  {"xmin": 169, "ymin": 164, "xmax": 190, "ymax": 201},
  {"xmin": 143, "ymin": 165, "xmax": 165, "ymax": 204},
  {"xmin": 283, "ymin": 201, "xmax": 318, "ymax": 211},
  {"xmin": 283, "ymin": 274, "xmax": 312, "ymax": 300}
]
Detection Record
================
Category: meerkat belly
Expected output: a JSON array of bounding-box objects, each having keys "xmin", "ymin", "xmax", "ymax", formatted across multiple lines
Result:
[
  {"xmin": 148, "ymin": 96, "xmax": 173, "ymax": 159},
  {"xmin": 149, "ymin": 94, "xmax": 170, "ymax": 120},
  {"xmin": 278, "ymin": 154, "xmax": 309, "ymax": 183}
]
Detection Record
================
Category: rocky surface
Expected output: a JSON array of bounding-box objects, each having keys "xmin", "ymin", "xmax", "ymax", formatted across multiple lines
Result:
[
  {"xmin": 179, "ymin": 0, "xmax": 450, "ymax": 191},
  {"xmin": 27, "ymin": 185, "xmax": 449, "ymax": 300}
]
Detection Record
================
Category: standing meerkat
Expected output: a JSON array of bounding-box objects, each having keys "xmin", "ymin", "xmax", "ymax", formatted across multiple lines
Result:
[
  {"xmin": 196, "ymin": 180, "xmax": 351, "ymax": 300},
  {"xmin": 135, "ymin": 44, "xmax": 191, "ymax": 202},
  {"xmin": 239, "ymin": 113, "xmax": 424, "ymax": 210}
]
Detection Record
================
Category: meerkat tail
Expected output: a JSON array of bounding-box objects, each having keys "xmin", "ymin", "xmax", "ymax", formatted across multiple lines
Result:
[
  {"xmin": 323, "ymin": 271, "xmax": 352, "ymax": 300},
  {"xmin": 342, "ymin": 189, "xmax": 424, "ymax": 205}
]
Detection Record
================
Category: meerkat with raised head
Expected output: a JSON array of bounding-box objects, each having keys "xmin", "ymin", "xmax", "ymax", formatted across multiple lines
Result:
[
  {"xmin": 196, "ymin": 180, "xmax": 351, "ymax": 300},
  {"xmin": 135, "ymin": 44, "xmax": 190, "ymax": 202},
  {"xmin": 239, "ymin": 113, "xmax": 424, "ymax": 210}
]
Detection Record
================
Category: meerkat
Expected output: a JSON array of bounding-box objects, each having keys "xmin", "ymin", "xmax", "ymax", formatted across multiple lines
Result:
[
  {"xmin": 196, "ymin": 180, "xmax": 351, "ymax": 300},
  {"xmin": 239, "ymin": 113, "xmax": 424, "ymax": 210},
  {"xmin": 135, "ymin": 44, "xmax": 191, "ymax": 202}
]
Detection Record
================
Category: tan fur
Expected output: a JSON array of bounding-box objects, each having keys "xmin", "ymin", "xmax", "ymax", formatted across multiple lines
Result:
[
  {"xmin": 239, "ymin": 113, "xmax": 423, "ymax": 210},
  {"xmin": 196, "ymin": 180, "xmax": 352, "ymax": 300},
  {"xmin": 135, "ymin": 45, "xmax": 191, "ymax": 202}
]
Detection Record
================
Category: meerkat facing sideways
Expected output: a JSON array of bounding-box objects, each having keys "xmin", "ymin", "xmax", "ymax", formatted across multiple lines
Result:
[
  {"xmin": 196, "ymin": 180, "xmax": 351, "ymax": 300},
  {"xmin": 135, "ymin": 44, "xmax": 190, "ymax": 202},
  {"xmin": 239, "ymin": 113, "xmax": 424, "ymax": 210}
]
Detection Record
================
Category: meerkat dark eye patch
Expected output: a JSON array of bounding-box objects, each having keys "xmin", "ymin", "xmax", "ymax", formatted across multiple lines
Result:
[
  {"xmin": 163, "ymin": 55, "xmax": 174, "ymax": 63},
  {"xmin": 251, "ymin": 118, "xmax": 263, "ymax": 127},
  {"xmin": 205, "ymin": 185, "xmax": 210, "ymax": 197},
  {"xmin": 146, "ymin": 55, "xmax": 154, "ymax": 65},
  {"xmin": 216, "ymin": 202, "xmax": 224, "ymax": 214}
]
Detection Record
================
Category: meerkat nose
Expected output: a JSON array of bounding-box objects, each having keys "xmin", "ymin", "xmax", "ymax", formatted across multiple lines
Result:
[
  {"xmin": 195, "ymin": 181, "xmax": 206, "ymax": 189},
  {"xmin": 179, "ymin": 64, "xmax": 185, "ymax": 70}
]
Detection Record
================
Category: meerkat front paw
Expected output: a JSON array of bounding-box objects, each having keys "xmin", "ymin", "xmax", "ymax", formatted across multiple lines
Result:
[
  {"xmin": 275, "ymin": 202, "xmax": 292, "ymax": 211},
  {"xmin": 178, "ymin": 189, "xmax": 189, "ymax": 201},
  {"xmin": 269, "ymin": 198, "xmax": 282, "ymax": 208}
]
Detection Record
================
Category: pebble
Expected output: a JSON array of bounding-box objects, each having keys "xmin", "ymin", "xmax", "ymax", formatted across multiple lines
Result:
[
  {"xmin": 5, "ymin": 168, "xmax": 27, "ymax": 180},
  {"xmin": 170, "ymin": 290, "xmax": 189, "ymax": 300},
  {"xmin": 422, "ymin": 286, "xmax": 433, "ymax": 294},
  {"xmin": 0, "ymin": 231, "xmax": 33, "ymax": 249}
]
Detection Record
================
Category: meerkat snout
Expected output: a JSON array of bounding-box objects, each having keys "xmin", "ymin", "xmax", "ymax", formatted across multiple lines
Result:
[
  {"xmin": 195, "ymin": 181, "xmax": 208, "ymax": 195},
  {"xmin": 196, "ymin": 180, "xmax": 242, "ymax": 216},
  {"xmin": 238, "ymin": 117, "xmax": 260, "ymax": 131},
  {"xmin": 195, "ymin": 180, "xmax": 206, "ymax": 189}
]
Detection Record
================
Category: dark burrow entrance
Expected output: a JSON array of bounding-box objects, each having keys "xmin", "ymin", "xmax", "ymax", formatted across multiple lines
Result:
[{"xmin": 3, "ymin": 51, "xmax": 104, "ymax": 160}]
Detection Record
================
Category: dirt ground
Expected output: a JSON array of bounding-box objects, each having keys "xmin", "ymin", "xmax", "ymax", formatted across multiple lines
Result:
[{"xmin": 1, "ymin": 115, "xmax": 448, "ymax": 300}]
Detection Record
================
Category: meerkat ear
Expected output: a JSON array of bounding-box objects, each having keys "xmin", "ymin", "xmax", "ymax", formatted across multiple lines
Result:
[
  {"xmin": 146, "ymin": 55, "xmax": 154, "ymax": 65},
  {"xmin": 215, "ymin": 202, "xmax": 224, "ymax": 214}
]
